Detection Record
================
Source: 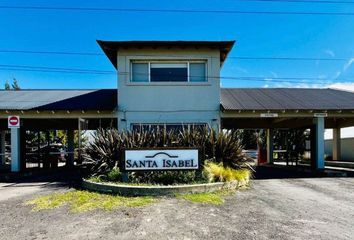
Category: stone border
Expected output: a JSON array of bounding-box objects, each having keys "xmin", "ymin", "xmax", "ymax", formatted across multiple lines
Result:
[{"xmin": 82, "ymin": 179, "xmax": 240, "ymax": 196}]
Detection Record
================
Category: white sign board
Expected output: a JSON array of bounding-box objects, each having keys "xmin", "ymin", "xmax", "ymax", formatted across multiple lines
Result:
[
  {"xmin": 124, "ymin": 149, "xmax": 199, "ymax": 171},
  {"xmin": 314, "ymin": 113, "xmax": 328, "ymax": 117},
  {"xmin": 260, "ymin": 113, "xmax": 278, "ymax": 118},
  {"xmin": 8, "ymin": 115, "xmax": 20, "ymax": 128}
]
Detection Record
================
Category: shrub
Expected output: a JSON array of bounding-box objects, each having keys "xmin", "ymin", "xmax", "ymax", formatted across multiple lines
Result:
[
  {"xmin": 83, "ymin": 127, "xmax": 252, "ymax": 183},
  {"xmin": 107, "ymin": 167, "xmax": 122, "ymax": 182},
  {"xmin": 129, "ymin": 171, "xmax": 205, "ymax": 185},
  {"xmin": 203, "ymin": 161, "xmax": 251, "ymax": 184},
  {"xmin": 83, "ymin": 129, "xmax": 120, "ymax": 176}
]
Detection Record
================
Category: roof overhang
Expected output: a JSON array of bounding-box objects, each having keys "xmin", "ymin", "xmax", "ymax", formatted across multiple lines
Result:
[{"xmin": 97, "ymin": 40, "xmax": 236, "ymax": 69}]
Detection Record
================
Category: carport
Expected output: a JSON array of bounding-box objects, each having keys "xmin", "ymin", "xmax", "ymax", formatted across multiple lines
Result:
[
  {"xmin": 2, "ymin": 87, "xmax": 354, "ymax": 173},
  {"xmin": 0, "ymin": 89, "xmax": 117, "ymax": 172},
  {"xmin": 221, "ymin": 88, "xmax": 354, "ymax": 171}
]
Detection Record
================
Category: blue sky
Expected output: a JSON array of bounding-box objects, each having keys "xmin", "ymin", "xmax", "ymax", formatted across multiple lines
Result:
[{"xmin": 0, "ymin": 0, "xmax": 354, "ymax": 89}]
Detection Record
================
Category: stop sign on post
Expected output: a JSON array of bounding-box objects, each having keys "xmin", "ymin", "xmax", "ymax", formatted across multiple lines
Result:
[{"xmin": 8, "ymin": 115, "xmax": 20, "ymax": 128}]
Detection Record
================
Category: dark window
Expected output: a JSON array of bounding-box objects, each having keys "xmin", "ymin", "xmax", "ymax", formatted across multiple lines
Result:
[{"xmin": 150, "ymin": 63, "xmax": 188, "ymax": 82}]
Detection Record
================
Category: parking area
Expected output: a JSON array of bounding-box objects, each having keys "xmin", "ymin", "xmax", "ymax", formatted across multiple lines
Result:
[{"xmin": 0, "ymin": 176, "xmax": 353, "ymax": 240}]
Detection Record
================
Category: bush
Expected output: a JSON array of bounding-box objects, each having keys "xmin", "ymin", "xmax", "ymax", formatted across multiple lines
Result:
[
  {"xmin": 107, "ymin": 167, "xmax": 122, "ymax": 182},
  {"xmin": 83, "ymin": 129, "xmax": 120, "ymax": 176},
  {"xmin": 83, "ymin": 127, "xmax": 252, "ymax": 183},
  {"xmin": 129, "ymin": 171, "xmax": 204, "ymax": 185},
  {"xmin": 203, "ymin": 161, "xmax": 251, "ymax": 184}
]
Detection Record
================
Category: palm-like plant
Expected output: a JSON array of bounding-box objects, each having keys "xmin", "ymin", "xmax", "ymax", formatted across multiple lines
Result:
[{"xmin": 83, "ymin": 127, "xmax": 251, "ymax": 176}]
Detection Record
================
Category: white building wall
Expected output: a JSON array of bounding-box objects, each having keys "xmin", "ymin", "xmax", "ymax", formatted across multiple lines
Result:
[
  {"xmin": 116, "ymin": 48, "xmax": 221, "ymax": 131},
  {"xmin": 325, "ymin": 138, "xmax": 354, "ymax": 161}
]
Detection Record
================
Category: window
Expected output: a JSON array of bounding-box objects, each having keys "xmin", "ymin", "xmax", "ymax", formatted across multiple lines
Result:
[
  {"xmin": 189, "ymin": 63, "xmax": 206, "ymax": 82},
  {"xmin": 132, "ymin": 123, "xmax": 208, "ymax": 132},
  {"xmin": 150, "ymin": 63, "xmax": 187, "ymax": 82},
  {"xmin": 131, "ymin": 63, "xmax": 149, "ymax": 82},
  {"xmin": 131, "ymin": 61, "xmax": 206, "ymax": 82}
]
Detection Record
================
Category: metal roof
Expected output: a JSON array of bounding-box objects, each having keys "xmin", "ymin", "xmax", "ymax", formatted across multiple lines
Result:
[
  {"xmin": 1, "ymin": 88, "xmax": 353, "ymax": 112},
  {"xmin": 221, "ymin": 88, "xmax": 354, "ymax": 111},
  {"xmin": 0, "ymin": 89, "xmax": 117, "ymax": 110},
  {"xmin": 97, "ymin": 40, "xmax": 235, "ymax": 69}
]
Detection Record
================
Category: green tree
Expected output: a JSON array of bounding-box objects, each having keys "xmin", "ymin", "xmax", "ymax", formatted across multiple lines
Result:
[
  {"xmin": 4, "ymin": 80, "xmax": 10, "ymax": 90},
  {"xmin": 11, "ymin": 78, "xmax": 20, "ymax": 90},
  {"xmin": 4, "ymin": 78, "xmax": 20, "ymax": 90}
]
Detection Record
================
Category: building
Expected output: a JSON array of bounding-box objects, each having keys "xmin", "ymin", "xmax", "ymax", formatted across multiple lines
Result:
[
  {"xmin": 97, "ymin": 40, "xmax": 233, "ymax": 131},
  {"xmin": 1, "ymin": 40, "xmax": 354, "ymax": 173}
]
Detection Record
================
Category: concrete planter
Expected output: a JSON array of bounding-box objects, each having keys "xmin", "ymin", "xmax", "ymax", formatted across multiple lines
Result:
[{"xmin": 82, "ymin": 179, "xmax": 240, "ymax": 196}]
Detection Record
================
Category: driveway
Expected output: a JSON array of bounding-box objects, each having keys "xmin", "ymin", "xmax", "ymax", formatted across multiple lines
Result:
[{"xmin": 0, "ymin": 177, "xmax": 353, "ymax": 240}]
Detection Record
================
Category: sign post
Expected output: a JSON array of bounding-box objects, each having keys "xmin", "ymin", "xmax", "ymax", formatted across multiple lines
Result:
[{"xmin": 8, "ymin": 116, "xmax": 20, "ymax": 128}]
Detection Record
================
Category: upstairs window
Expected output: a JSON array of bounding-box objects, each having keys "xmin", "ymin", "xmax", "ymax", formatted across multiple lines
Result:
[
  {"xmin": 131, "ymin": 61, "xmax": 206, "ymax": 83},
  {"xmin": 150, "ymin": 63, "xmax": 187, "ymax": 82}
]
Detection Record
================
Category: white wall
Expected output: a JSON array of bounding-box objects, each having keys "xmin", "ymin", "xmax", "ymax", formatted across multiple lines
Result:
[
  {"xmin": 325, "ymin": 138, "xmax": 354, "ymax": 161},
  {"xmin": 116, "ymin": 48, "xmax": 221, "ymax": 131}
]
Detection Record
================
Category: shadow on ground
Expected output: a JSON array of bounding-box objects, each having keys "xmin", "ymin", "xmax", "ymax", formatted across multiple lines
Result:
[{"xmin": 254, "ymin": 165, "xmax": 354, "ymax": 179}]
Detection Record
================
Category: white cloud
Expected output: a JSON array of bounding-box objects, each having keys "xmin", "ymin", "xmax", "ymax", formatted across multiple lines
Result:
[
  {"xmin": 343, "ymin": 58, "xmax": 354, "ymax": 72},
  {"xmin": 333, "ymin": 71, "xmax": 342, "ymax": 79},
  {"xmin": 233, "ymin": 66, "xmax": 249, "ymax": 74},
  {"xmin": 264, "ymin": 81, "xmax": 354, "ymax": 91},
  {"xmin": 324, "ymin": 49, "xmax": 335, "ymax": 57},
  {"xmin": 269, "ymin": 71, "xmax": 278, "ymax": 78},
  {"xmin": 328, "ymin": 82, "xmax": 354, "ymax": 92}
]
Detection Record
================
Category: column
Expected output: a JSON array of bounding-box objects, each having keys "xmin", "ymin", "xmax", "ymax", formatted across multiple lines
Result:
[
  {"xmin": 314, "ymin": 117, "xmax": 325, "ymax": 170},
  {"xmin": 11, "ymin": 128, "xmax": 21, "ymax": 172},
  {"xmin": 332, "ymin": 127, "xmax": 341, "ymax": 161},
  {"xmin": 266, "ymin": 129, "xmax": 274, "ymax": 164},
  {"xmin": 1, "ymin": 131, "xmax": 5, "ymax": 165},
  {"xmin": 77, "ymin": 119, "xmax": 82, "ymax": 164},
  {"xmin": 67, "ymin": 130, "xmax": 74, "ymax": 167}
]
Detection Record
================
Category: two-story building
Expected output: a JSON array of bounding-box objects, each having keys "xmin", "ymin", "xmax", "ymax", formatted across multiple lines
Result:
[{"xmin": 97, "ymin": 40, "xmax": 234, "ymax": 131}]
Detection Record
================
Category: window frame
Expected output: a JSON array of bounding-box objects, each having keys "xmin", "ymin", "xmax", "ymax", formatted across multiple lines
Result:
[{"xmin": 130, "ymin": 60, "xmax": 207, "ymax": 83}]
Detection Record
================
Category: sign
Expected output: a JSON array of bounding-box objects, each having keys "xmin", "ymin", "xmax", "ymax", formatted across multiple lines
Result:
[
  {"xmin": 260, "ymin": 113, "xmax": 278, "ymax": 118},
  {"xmin": 124, "ymin": 149, "xmax": 199, "ymax": 171},
  {"xmin": 314, "ymin": 113, "xmax": 328, "ymax": 117},
  {"xmin": 8, "ymin": 115, "xmax": 20, "ymax": 128}
]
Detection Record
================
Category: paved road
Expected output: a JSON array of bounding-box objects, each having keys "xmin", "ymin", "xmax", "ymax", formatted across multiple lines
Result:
[{"xmin": 0, "ymin": 177, "xmax": 353, "ymax": 240}]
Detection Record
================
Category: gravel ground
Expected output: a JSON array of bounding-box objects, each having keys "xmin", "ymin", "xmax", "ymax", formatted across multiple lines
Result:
[{"xmin": 0, "ymin": 177, "xmax": 354, "ymax": 240}]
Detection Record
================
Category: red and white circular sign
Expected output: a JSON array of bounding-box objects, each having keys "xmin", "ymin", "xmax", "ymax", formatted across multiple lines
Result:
[{"xmin": 8, "ymin": 116, "xmax": 20, "ymax": 128}]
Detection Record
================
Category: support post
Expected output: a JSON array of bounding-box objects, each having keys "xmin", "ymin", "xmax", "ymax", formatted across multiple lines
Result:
[
  {"xmin": 1, "ymin": 131, "xmax": 6, "ymax": 165},
  {"xmin": 67, "ymin": 130, "xmax": 74, "ymax": 167},
  {"xmin": 313, "ymin": 117, "xmax": 325, "ymax": 170},
  {"xmin": 10, "ymin": 128, "xmax": 21, "ymax": 172},
  {"xmin": 266, "ymin": 128, "xmax": 274, "ymax": 164},
  {"xmin": 78, "ymin": 119, "xmax": 82, "ymax": 164},
  {"xmin": 332, "ymin": 127, "xmax": 341, "ymax": 161},
  {"xmin": 37, "ymin": 131, "xmax": 41, "ymax": 168}
]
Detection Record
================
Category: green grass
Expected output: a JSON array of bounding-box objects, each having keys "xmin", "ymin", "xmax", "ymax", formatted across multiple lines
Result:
[
  {"xmin": 25, "ymin": 190, "xmax": 155, "ymax": 213},
  {"xmin": 176, "ymin": 191, "xmax": 231, "ymax": 205}
]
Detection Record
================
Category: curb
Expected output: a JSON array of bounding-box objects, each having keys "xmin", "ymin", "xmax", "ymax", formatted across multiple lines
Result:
[{"xmin": 82, "ymin": 179, "xmax": 240, "ymax": 196}]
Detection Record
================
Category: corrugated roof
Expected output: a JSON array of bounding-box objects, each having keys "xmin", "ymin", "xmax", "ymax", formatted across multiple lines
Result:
[
  {"xmin": 221, "ymin": 88, "xmax": 354, "ymax": 110},
  {"xmin": 1, "ymin": 88, "xmax": 353, "ymax": 112},
  {"xmin": 0, "ymin": 89, "xmax": 117, "ymax": 110},
  {"xmin": 97, "ymin": 40, "xmax": 235, "ymax": 69}
]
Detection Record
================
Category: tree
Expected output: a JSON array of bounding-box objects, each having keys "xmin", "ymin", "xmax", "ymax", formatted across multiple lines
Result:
[
  {"xmin": 4, "ymin": 78, "xmax": 20, "ymax": 90},
  {"xmin": 4, "ymin": 80, "xmax": 10, "ymax": 90},
  {"xmin": 11, "ymin": 78, "xmax": 20, "ymax": 90}
]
